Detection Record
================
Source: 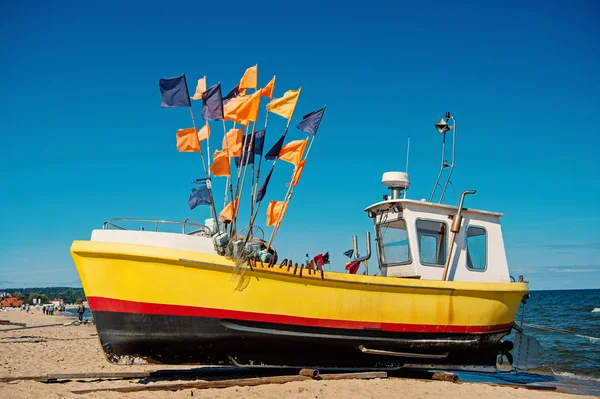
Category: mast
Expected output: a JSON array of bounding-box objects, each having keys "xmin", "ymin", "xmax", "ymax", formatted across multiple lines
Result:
[
  {"xmin": 220, "ymin": 117, "xmax": 235, "ymax": 224},
  {"xmin": 186, "ymin": 74, "xmax": 220, "ymax": 234},
  {"xmin": 248, "ymin": 101, "xmax": 298, "ymax": 239},
  {"xmin": 404, "ymin": 135, "xmax": 410, "ymax": 199},
  {"xmin": 266, "ymin": 102, "xmax": 323, "ymax": 248},
  {"xmin": 429, "ymin": 112, "xmax": 456, "ymax": 204}
]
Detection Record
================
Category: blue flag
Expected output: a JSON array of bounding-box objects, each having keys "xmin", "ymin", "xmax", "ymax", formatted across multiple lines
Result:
[
  {"xmin": 233, "ymin": 135, "xmax": 255, "ymax": 168},
  {"xmin": 254, "ymin": 129, "xmax": 266, "ymax": 155},
  {"xmin": 201, "ymin": 84, "xmax": 223, "ymax": 121},
  {"xmin": 223, "ymin": 85, "xmax": 241, "ymax": 102},
  {"xmin": 159, "ymin": 75, "xmax": 191, "ymax": 108},
  {"xmin": 233, "ymin": 155, "xmax": 255, "ymax": 168},
  {"xmin": 188, "ymin": 185, "xmax": 212, "ymax": 210},
  {"xmin": 296, "ymin": 107, "xmax": 325, "ymax": 135},
  {"xmin": 343, "ymin": 249, "xmax": 354, "ymax": 258},
  {"xmin": 265, "ymin": 134, "xmax": 285, "ymax": 161},
  {"xmin": 256, "ymin": 167, "xmax": 274, "ymax": 203}
]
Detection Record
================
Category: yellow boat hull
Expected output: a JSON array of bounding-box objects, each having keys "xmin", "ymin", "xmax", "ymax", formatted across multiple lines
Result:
[{"xmin": 71, "ymin": 240, "xmax": 528, "ymax": 367}]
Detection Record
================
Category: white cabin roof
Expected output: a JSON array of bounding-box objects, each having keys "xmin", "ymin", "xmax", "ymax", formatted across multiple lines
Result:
[{"xmin": 364, "ymin": 199, "xmax": 504, "ymax": 218}]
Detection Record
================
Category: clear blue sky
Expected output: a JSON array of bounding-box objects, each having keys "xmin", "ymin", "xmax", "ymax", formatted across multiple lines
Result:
[{"xmin": 1, "ymin": 1, "xmax": 598, "ymax": 290}]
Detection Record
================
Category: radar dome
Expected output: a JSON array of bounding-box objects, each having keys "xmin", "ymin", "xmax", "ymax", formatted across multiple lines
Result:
[
  {"xmin": 382, "ymin": 172, "xmax": 410, "ymax": 200},
  {"xmin": 382, "ymin": 172, "xmax": 410, "ymax": 190}
]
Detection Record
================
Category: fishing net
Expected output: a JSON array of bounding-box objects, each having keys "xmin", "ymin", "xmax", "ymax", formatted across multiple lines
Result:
[
  {"xmin": 213, "ymin": 225, "xmax": 279, "ymax": 286},
  {"xmin": 212, "ymin": 226, "xmax": 277, "ymax": 288},
  {"xmin": 227, "ymin": 237, "xmax": 259, "ymax": 283}
]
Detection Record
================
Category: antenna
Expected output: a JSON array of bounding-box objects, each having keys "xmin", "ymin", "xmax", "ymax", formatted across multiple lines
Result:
[
  {"xmin": 429, "ymin": 112, "xmax": 456, "ymax": 204},
  {"xmin": 404, "ymin": 136, "xmax": 410, "ymax": 199}
]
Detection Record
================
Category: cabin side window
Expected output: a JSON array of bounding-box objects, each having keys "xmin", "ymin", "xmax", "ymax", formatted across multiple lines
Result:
[
  {"xmin": 466, "ymin": 226, "xmax": 487, "ymax": 271},
  {"xmin": 416, "ymin": 219, "xmax": 447, "ymax": 266},
  {"xmin": 378, "ymin": 219, "xmax": 411, "ymax": 265}
]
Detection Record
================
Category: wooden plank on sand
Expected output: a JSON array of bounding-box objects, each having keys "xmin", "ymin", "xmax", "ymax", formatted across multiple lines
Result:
[
  {"xmin": 0, "ymin": 371, "xmax": 154, "ymax": 383},
  {"xmin": 48, "ymin": 371, "xmax": 153, "ymax": 381},
  {"xmin": 0, "ymin": 375, "xmax": 48, "ymax": 382},
  {"xmin": 0, "ymin": 320, "xmax": 26, "ymax": 327},
  {"xmin": 0, "ymin": 323, "xmax": 67, "ymax": 332},
  {"xmin": 71, "ymin": 371, "xmax": 388, "ymax": 394}
]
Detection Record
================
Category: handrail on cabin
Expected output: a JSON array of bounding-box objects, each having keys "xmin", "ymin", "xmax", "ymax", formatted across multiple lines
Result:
[{"xmin": 102, "ymin": 218, "xmax": 211, "ymax": 235}]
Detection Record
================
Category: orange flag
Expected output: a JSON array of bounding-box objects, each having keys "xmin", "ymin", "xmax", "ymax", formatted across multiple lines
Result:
[
  {"xmin": 210, "ymin": 149, "xmax": 231, "ymax": 176},
  {"xmin": 219, "ymin": 199, "xmax": 239, "ymax": 222},
  {"xmin": 267, "ymin": 89, "xmax": 300, "ymax": 120},
  {"xmin": 223, "ymin": 96, "xmax": 250, "ymax": 126},
  {"xmin": 191, "ymin": 76, "xmax": 206, "ymax": 100},
  {"xmin": 291, "ymin": 160, "xmax": 306, "ymax": 186},
  {"xmin": 239, "ymin": 65, "xmax": 258, "ymax": 89},
  {"xmin": 197, "ymin": 123, "xmax": 210, "ymax": 142},
  {"xmin": 222, "ymin": 128, "xmax": 243, "ymax": 157},
  {"xmin": 266, "ymin": 200, "xmax": 288, "ymax": 227},
  {"xmin": 261, "ymin": 76, "xmax": 276, "ymax": 99},
  {"xmin": 176, "ymin": 128, "xmax": 200, "ymax": 152},
  {"xmin": 278, "ymin": 138, "xmax": 308, "ymax": 167},
  {"xmin": 235, "ymin": 89, "xmax": 261, "ymax": 122}
]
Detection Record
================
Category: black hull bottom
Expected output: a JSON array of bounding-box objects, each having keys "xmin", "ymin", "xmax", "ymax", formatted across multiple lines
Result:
[{"xmin": 93, "ymin": 311, "xmax": 508, "ymax": 368}]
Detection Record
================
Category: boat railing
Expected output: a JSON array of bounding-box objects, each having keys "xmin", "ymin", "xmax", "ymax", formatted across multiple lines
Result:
[{"xmin": 102, "ymin": 218, "xmax": 211, "ymax": 236}]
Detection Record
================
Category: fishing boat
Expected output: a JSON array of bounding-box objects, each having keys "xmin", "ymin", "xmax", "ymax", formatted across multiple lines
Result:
[
  {"xmin": 73, "ymin": 67, "xmax": 533, "ymax": 369},
  {"xmin": 71, "ymin": 104, "xmax": 531, "ymax": 370}
]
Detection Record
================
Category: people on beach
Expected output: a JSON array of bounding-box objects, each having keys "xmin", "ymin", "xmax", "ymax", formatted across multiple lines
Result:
[{"xmin": 77, "ymin": 303, "xmax": 85, "ymax": 321}]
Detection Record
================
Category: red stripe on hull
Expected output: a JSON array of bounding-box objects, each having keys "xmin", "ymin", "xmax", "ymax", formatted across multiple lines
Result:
[{"xmin": 87, "ymin": 296, "xmax": 513, "ymax": 335}]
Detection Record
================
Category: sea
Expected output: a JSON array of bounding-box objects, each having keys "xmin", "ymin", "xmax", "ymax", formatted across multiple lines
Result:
[
  {"xmin": 62, "ymin": 289, "xmax": 600, "ymax": 395},
  {"xmin": 62, "ymin": 306, "xmax": 92, "ymax": 320},
  {"xmin": 520, "ymin": 289, "xmax": 600, "ymax": 380},
  {"xmin": 459, "ymin": 288, "xmax": 600, "ymax": 396}
]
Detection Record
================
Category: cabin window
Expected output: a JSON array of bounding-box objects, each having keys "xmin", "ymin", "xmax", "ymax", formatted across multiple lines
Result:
[
  {"xmin": 378, "ymin": 219, "xmax": 411, "ymax": 265},
  {"xmin": 466, "ymin": 226, "xmax": 487, "ymax": 271},
  {"xmin": 416, "ymin": 219, "xmax": 447, "ymax": 266}
]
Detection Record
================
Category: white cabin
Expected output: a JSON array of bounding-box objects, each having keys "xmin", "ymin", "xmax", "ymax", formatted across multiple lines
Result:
[{"xmin": 365, "ymin": 197, "xmax": 509, "ymax": 283}]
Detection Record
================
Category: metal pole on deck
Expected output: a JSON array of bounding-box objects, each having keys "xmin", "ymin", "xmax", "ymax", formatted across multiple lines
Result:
[
  {"xmin": 187, "ymin": 76, "xmax": 220, "ymax": 234},
  {"xmin": 442, "ymin": 190, "xmax": 475, "ymax": 281}
]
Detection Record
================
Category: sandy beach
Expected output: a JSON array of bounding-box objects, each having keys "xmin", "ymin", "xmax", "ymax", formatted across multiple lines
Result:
[{"xmin": 0, "ymin": 308, "xmax": 595, "ymax": 399}]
